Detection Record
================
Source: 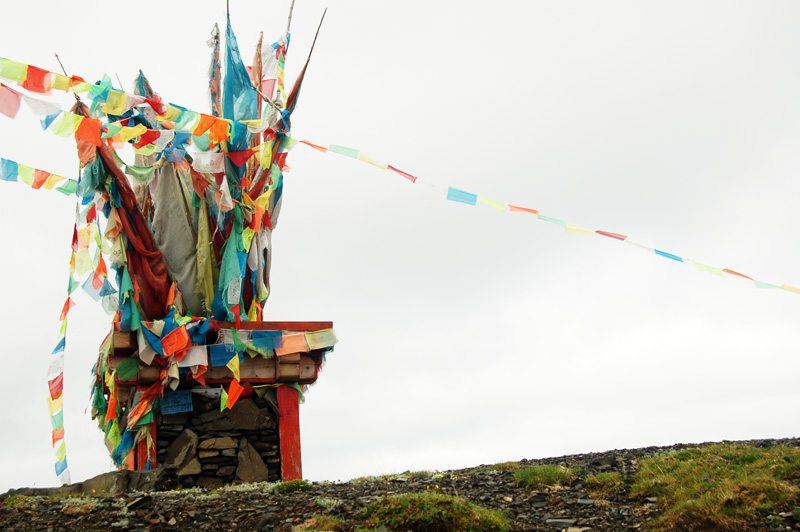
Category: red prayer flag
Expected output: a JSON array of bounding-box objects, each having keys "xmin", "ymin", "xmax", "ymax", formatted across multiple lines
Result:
[
  {"xmin": 74, "ymin": 117, "xmax": 102, "ymax": 147},
  {"xmin": 59, "ymin": 298, "xmax": 75, "ymax": 320},
  {"xmin": 133, "ymin": 129, "xmax": 160, "ymax": 149},
  {"xmin": 595, "ymin": 230, "xmax": 627, "ymax": 241},
  {"xmin": 227, "ymin": 148, "xmax": 256, "ymax": 167},
  {"xmin": 0, "ymin": 83, "xmax": 22, "ymax": 118},
  {"xmin": 387, "ymin": 165, "xmax": 418, "ymax": 183},
  {"xmin": 144, "ymin": 97, "xmax": 165, "ymax": 115},
  {"xmin": 48, "ymin": 373, "xmax": 64, "ymax": 399},
  {"xmin": 32, "ymin": 169, "xmax": 50, "ymax": 189},
  {"xmin": 22, "ymin": 65, "xmax": 53, "ymax": 94},
  {"xmin": 86, "ymin": 204, "xmax": 97, "ymax": 224}
]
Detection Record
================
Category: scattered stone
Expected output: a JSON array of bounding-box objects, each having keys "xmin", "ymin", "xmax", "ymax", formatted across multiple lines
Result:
[{"xmin": 126, "ymin": 495, "xmax": 153, "ymax": 511}]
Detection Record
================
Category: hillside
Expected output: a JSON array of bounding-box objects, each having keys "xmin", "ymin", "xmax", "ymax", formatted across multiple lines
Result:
[{"xmin": 2, "ymin": 438, "xmax": 799, "ymax": 531}]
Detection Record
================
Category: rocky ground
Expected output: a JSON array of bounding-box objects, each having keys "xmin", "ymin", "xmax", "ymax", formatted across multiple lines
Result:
[{"xmin": 2, "ymin": 439, "xmax": 799, "ymax": 531}]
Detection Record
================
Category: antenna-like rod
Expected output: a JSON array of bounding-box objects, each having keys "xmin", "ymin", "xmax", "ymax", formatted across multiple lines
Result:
[
  {"xmin": 286, "ymin": 0, "xmax": 296, "ymax": 35},
  {"xmin": 54, "ymin": 53, "xmax": 80, "ymax": 103}
]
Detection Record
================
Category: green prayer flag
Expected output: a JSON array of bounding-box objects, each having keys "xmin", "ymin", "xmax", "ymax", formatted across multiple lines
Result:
[
  {"xmin": 114, "ymin": 356, "xmax": 140, "ymax": 382},
  {"xmin": 56, "ymin": 180, "xmax": 78, "ymax": 195},
  {"xmin": 220, "ymin": 389, "xmax": 228, "ymax": 411}
]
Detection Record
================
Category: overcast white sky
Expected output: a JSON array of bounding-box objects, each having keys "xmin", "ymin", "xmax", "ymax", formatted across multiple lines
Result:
[{"xmin": 1, "ymin": 1, "xmax": 799, "ymax": 491}]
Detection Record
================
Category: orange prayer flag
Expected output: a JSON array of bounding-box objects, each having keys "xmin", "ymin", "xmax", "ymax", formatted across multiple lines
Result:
[
  {"xmin": 299, "ymin": 140, "xmax": 328, "ymax": 152},
  {"xmin": 193, "ymin": 113, "xmax": 216, "ymax": 136},
  {"xmin": 106, "ymin": 393, "xmax": 117, "ymax": 422},
  {"xmin": 722, "ymin": 268, "xmax": 753, "ymax": 280},
  {"xmin": 22, "ymin": 65, "xmax": 53, "ymax": 94},
  {"xmin": 209, "ymin": 118, "xmax": 230, "ymax": 143},
  {"xmin": 74, "ymin": 117, "xmax": 102, "ymax": 147},
  {"xmin": 226, "ymin": 379, "xmax": 245, "ymax": 409},
  {"xmin": 508, "ymin": 204, "xmax": 539, "ymax": 215},
  {"xmin": 51, "ymin": 426, "xmax": 65, "ymax": 446},
  {"xmin": 161, "ymin": 326, "xmax": 191, "ymax": 357}
]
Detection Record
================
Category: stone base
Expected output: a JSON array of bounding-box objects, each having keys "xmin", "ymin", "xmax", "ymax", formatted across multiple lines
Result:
[{"xmin": 158, "ymin": 390, "xmax": 281, "ymax": 485}]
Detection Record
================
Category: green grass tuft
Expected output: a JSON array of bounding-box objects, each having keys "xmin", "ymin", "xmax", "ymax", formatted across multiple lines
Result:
[
  {"xmin": 514, "ymin": 465, "xmax": 577, "ymax": 490},
  {"xmin": 585, "ymin": 471, "xmax": 624, "ymax": 497},
  {"xmin": 358, "ymin": 492, "xmax": 511, "ymax": 532},
  {"xmin": 276, "ymin": 479, "xmax": 311, "ymax": 494},
  {"xmin": 630, "ymin": 442, "xmax": 800, "ymax": 531}
]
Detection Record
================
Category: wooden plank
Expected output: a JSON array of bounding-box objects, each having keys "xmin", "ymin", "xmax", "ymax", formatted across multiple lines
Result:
[
  {"xmin": 276, "ymin": 362, "xmax": 300, "ymax": 382},
  {"xmin": 278, "ymin": 385, "xmax": 302, "ymax": 481},
  {"xmin": 112, "ymin": 331, "xmax": 138, "ymax": 353},
  {"xmin": 298, "ymin": 356, "xmax": 319, "ymax": 385},
  {"xmin": 210, "ymin": 320, "xmax": 333, "ymax": 332}
]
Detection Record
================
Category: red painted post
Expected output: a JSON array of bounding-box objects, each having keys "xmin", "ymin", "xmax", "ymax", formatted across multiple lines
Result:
[{"xmin": 278, "ymin": 385, "xmax": 302, "ymax": 480}]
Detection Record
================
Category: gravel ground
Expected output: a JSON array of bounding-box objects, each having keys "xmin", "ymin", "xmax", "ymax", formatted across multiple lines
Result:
[{"xmin": 2, "ymin": 438, "xmax": 799, "ymax": 531}]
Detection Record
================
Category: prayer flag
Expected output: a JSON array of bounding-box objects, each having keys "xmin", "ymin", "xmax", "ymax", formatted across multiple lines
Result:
[
  {"xmin": 0, "ymin": 83, "xmax": 22, "ymax": 118},
  {"xmin": 387, "ymin": 165, "xmax": 418, "ymax": 183},
  {"xmin": 446, "ymin": 187, "xmax": 478, "ymax": 206},
  {"xmin": 654, "ymin": 249, "xmax": 683, "ymax": 262},
  {"xmin": 358, "ymin": 153, "xmax": 388, "ymax": 170},
  {"xmin": 329, "ymin": 144, "xmax": 360, "ymax": 158},
  {"xmin": 22, "ymin": 65, "xmax": 52, "ymax": 94},
  {"xmin": 508, "ymin": 204, "xmax": 539, "ymax": 215},
  {"xmin": 478, "ymin": 196, "xmax": 507, "ymax": 212},
  {"xmin": 0, "ymin": 58, "xmax": 27, "ymax": 82}
]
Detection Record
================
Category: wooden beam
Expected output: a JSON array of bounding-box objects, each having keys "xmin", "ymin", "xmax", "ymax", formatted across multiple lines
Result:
[
  {"xmin": 278, "ymin": 385, "xmax": 302, "ymax": 481},
  {"xmin": 210, "ymin": 320, "xmax": 333, "ymax": 332}
]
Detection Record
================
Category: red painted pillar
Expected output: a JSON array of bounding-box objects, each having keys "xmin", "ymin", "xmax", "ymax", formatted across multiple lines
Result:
[{"xmin": 278, "ymin": 385, "xmax": 302, "ymax": 480}]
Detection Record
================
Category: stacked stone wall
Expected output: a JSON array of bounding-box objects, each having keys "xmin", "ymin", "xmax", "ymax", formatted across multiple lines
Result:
[{"xmin": 156, "ymin": 390, "xmax": 280, "ymax": 488}]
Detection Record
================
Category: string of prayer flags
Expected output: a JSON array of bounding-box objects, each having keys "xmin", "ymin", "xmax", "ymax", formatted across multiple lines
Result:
[
  {"xmin": 0, "ymin": 158, "xmax": 78, "ymax": 194},
  {"xmin": 289, "ymin": 139, "xmax": 800, "ymax": 296}
]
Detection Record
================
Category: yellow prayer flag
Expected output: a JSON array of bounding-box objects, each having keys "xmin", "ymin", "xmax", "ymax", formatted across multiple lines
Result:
[
  {"xmin": 102, "ymin": 90, "xmax": 127, "ymax": 115},
  {"xmin": 254, "ymin": 189, "xmax": 273, "ymax": 211},
  {"xmin": 692, "ymin": 261, "xmax": 724, "ymax": 277},
  {"xmin": 357, "ymin": 153, "xmax": 388, "ymax": 170},
  {"xmin": 117, "ymin": 124, "xmax": 147, "ymax": 143},
  {"xmin": 59, "ymin": 318, "xmax": 67, "ymax": 336},
  {"xmin": 48, "ymin": 395, "xmax": 63, "ymax": 414},
  {"xmin": 135, "ymin": 144, "xmax": 157, "ymax": 156},
  {"xmin": 782, "ymin": 285, "xmax": 800, "ymax": 294},
  {"xmin": 247, "ymin": 301, "xmax": 259, "ymax": 322},
  {"xmin": 156, "ymin": 105, "xmax": 182, "ymax": 121},
  {"xmin": 226, "ymin": 354, "xmax": 240, "ymax": 381},
  {"xmin": 242, "ymin": 227, "xmax": 255, "ymax": 252},
  {"xmin": 70, "ymin": 82, "xmax": 92, "ymax": 93},
  {"xmin": 73, "ymin": 249, "xmax": 93, "ymax": 276},
  {"xmin": 52, "ymin": 113, "xmax": 83, "ymax": 137},
  {"xmin": 258, "ymin": 138, "xmax": 275, "ymax": 168},
  {"xmin": 55, "ymin": 441, "xmax": 66, "ymax": 461},
  {"xmin": 51, "ymin": 73, "xmax": 71, "ymax": 91},
  {"xmin": 17, "ymin": 164, "xmax": 34, "ymax": 186},
  {"xmin": 565, "ymin": 223, "xmax": 595, "ymax": 236},
  {"xmin": 477, "ymin": 196, "xmax": 507, "ymax": 212},
  {"xmin": 43, "ymin": 173, "xmax": 66, "ymax": 190},
  {"xmin": 0, "ymin": 58, "xmax": 27, "ymax": 82}
]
